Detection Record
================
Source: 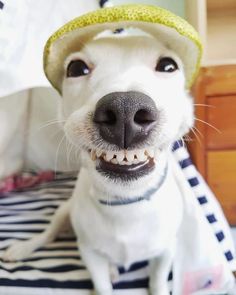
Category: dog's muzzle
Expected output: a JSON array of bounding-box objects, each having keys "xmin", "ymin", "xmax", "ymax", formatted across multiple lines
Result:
[
  {"xmin": 94, "ymin": 91, "xmax": 158, "ymax": 149},
  {"xmin": 92, "ymin": 91, "xmax": 158, "ymax": 180}
]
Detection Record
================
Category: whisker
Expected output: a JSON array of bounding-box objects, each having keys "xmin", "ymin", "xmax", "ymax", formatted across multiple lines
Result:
[
  {"xmin": 49, "ymin": 128, "xmax": 64, "ymax": 140},
  {"xmin": 26, "ymin": 119, "xmax": 66, "ymax": 140},
  {"xmin": 68, "ymin": 141, "xmax": 75, "ymax": 169},
  {"xmin": 183, "ymin": 134, "xmax": 193, "ymax": 142},
  {"xmin": 191, "ymin": 127, "xmax": 202, "ymax": 145},
  {"xmin": 75, "ymin": 147, "xmax": 81, "ymax": 163},
  {"xmin": 194, "ymin": 104, "xmax": 215, "ymax": 108},
  {"xmin": 37, "ymin": 119, "xmax": 66, "ymax": 132},
  {"xmin": 65, "ymin": 139, "xmax": 70, "ymax": 169},
  {"xmin": 195, "ymin": 118, "xmax": 221, "ymax": 134},
  {"xmin": 42, "ymin": 118, "xmax": 66, "ymax": 124},
  {"xmin": 65, "ymin": 139, "xmax": 76, "ymax": 170},
  {"xmin": 54, "ymin": 134, "xmax": 66, "ymax": 175},
  {"xmin": 180, "ymin": 137, "xmax": 185, "ymax": 147},
  {"xmin": 192, "ymin": 126, "xmax": 204, "ymax": 138}
]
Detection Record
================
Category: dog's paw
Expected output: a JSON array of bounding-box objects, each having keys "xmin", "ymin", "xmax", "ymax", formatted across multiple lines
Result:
[
  {"xmin": 3, "ymin": 240, "xmax": 34, "ymax": 262},
  {"xmin": 149, "ymin": 287, "xmax": 170, "ymax": 295},
  {"xmin": 109, "ymin": 264, "xmax": 119, "ymax": 283}
]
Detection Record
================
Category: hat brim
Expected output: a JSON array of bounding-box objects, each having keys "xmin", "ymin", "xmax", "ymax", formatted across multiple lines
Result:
[{"xmin": 44, "ymin": 4, "xmax": 202, "ymax": 93}]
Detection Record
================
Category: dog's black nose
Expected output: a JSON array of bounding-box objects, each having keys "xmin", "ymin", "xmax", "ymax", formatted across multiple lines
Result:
[{"xmin": 93, "ymin": 91, "xmax": 158, "ymax": 149}]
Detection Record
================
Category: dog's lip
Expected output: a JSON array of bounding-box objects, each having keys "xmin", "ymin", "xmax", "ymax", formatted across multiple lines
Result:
[
  {"xmin": 96, "ymin": 157, "xmax": 155, "ymax": 178},
  {"xmin": 87, "ymin": 147, "xmax": 158, "ymax": 178}
]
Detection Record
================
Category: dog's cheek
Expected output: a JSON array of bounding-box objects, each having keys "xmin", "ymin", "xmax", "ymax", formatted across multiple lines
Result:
[
  {"xmin": 160, "ymin": 97, "xmax": 191, "ymax": 143},
  {"xmin": 62, "ymin": 79, "xmax": 92, "ymax": 118},
  {"xmin": 184, "ymin": 95, "xmax": 194, "ymax": 129},
  {"xmin": 64, "ymin": 119, "xmax": 82, "ymax": 147},
  {"xmin": 178, "ymin": 96, "xmax": 194, "ymax": 137},
  {"xmin": 158, "ymin": 112, "xmax": 182, "ymax": 145},
  {"xmin": 63, "ymin": 109, "xmax": 90, "ymax": 148}
]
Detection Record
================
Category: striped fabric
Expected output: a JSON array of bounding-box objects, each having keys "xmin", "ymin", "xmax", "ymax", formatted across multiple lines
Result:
[
  {"xmin": 0, "ymin": 142, "xmax": 235, "ymax": 295},
  {"xmin": 172, "ymin": 141, "xmax": 236, "ymax": 272},
  {"xmin": 0, "ymin": 174, "xmax": 151, "ymax": 294}
]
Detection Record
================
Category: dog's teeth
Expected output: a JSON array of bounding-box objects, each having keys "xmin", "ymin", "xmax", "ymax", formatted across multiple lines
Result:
[
  {"xmin": 96, "ymin": 150, "xmax": 103, "ymax": 158},
  {"xmin": 90, "ymin": 150, "xmax": 96, "ymax": 161},
  {"xmin": 145, "ymin": 148, "xmax": 155, "ymax": 158},
  {"xmin": 111, "ymin": 158, "xmax": 118, "ymax": 164},
  {"xmin": 126, "ymin": 151, "xmax": 135, "ymax": 162},
  {"xmin": 136, "ymin": 150, "xmax": 147, "ymax": 162},
  {"xmin": 94, "ymin": 148, "xmax": 156, "ymax": 165},
  {"xmin": 133, "ymin": 159, "xmax": 139, "ymax": 164},
  {"xmin": 116, "ymin": 151, "xmax": 125, "ymax": 163},
  {"xmin": 105, "ymin": 151, "xmax": 114, "ymax": 162}
]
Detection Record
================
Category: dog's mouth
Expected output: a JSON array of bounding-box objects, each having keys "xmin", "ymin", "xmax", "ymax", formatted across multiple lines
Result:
[{"xmin": 88, "ymin": 148, "xmax": 157, "ymax": 179}]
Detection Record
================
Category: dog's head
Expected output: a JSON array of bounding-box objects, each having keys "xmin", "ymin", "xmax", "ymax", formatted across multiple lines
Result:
[{"xmin": 61, "ymin": 32, "xmax": 194, "ymax": 188}]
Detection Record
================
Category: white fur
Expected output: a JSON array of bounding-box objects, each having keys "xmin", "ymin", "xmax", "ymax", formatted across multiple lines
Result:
[{"xmin": 4, "ymin": 34, "xmax": 194, "ymax": 295}]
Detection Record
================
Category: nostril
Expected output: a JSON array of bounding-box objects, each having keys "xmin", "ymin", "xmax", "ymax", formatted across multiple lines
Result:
[
  {"xmin": 134, "ymin": 109, "xmax": 156, "ymax": 125},
  {"xmin": 104, "ymin": 110, "xmax": 116, "ymax": 125},
  {"xmin": 94, "ymin": 109, "xmax": 117, "ymax": 125},
  {"xmin": 94, "ymin": 92, "xmax": 158, "ymax": 149}
]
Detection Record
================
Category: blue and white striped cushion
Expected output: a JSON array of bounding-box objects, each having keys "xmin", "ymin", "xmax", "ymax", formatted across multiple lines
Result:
[{"xmin": 172, "ymin": 141, "xmax": 236, "ymax": 272}]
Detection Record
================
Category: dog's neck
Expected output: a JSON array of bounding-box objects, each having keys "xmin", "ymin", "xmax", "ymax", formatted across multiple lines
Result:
[
  {"xmin": 98, "ymin": 164, "xmax": 168, "ymax": 206},
  {"xmin": 83, "ymin": 149, "xmax": 169, "ymax": 206}
]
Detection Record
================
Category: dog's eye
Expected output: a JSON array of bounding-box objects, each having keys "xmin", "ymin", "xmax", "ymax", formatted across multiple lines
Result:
[
  {"xmin": 155, "ymin": 57, "xmax": 179, "ymax": 73},
  {"xmin": 67, "ymin": 60, "xmax": 90, "ymax": 78}
]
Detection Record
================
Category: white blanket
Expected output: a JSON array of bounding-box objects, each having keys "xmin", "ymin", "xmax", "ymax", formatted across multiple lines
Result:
[{"xmin": 0, "ymin": 0, "xmax": 99, "ymax": 97}]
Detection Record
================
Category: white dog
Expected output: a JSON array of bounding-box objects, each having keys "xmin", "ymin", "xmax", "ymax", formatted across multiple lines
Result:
[{"xmin": 4, "ymin": 32, "xmax": 194, "ymax": 295}]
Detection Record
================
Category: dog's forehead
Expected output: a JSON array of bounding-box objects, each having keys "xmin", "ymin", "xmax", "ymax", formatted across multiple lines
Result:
[{"xmin": 81, "ymin": 34, "xmax": 171, "ymax": 61}]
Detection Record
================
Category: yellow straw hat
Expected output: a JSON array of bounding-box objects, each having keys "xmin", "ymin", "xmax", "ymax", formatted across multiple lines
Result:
[{"xmin": 44, "ymin": 4, "xmax": 202, "ymax": 93}]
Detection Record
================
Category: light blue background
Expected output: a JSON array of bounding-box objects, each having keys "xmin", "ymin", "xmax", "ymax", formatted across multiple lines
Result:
[{"xmin": 112, "ymin": 0, "xmax": 185, "ymax": 18}]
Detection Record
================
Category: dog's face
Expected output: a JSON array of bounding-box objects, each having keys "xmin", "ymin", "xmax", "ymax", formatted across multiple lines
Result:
[{"xmin": 61, "ymin": 33, "xmax": 193, "ymax": 190}]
